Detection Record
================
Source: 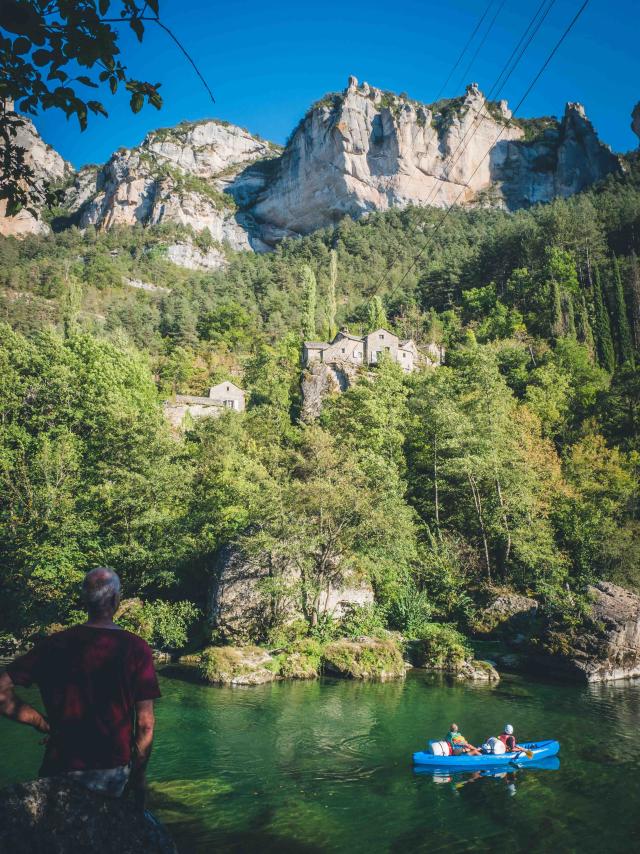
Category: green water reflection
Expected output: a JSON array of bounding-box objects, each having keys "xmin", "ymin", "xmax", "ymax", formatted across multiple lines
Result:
[{"xmin": 2, "ymin": 669, "xmax": 640, "ymax": 853}]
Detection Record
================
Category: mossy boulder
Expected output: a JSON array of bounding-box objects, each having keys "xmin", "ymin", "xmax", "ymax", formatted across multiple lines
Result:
[
  {"xmin": 277, "ymin": 639, "xmax": 323, "ymax": 679},
  {"xmin": 322, "ymin": 637, "xmax": 406, "ymax": 680},
  {"xmin": 199, "ymin": 645, "xmax": 279, "ymax": 685},
  {"xmin": 456, "ymin": 659, "xmax": 500, "ymax": 681}
]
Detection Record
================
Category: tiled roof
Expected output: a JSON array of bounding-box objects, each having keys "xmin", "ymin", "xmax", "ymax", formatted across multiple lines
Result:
[
  {"xmin": 167, "ymin": 395, "xmax": 223, "ymax": 406},
  {"xmin": 304, "ymin": 341, "xmax": 329, "ymax": 348}
]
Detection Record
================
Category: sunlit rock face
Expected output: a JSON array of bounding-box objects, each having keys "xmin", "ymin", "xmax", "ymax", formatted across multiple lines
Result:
[
  {"xmin": 0, "ymin": 110, "xmax": 72, "ymax": 237},
  {"xmin": 250, "ymin": 78, "xmax": 620, "ymax": 243},
  {"xmin": 1, "ymin": 79, "xmax": 622, "ymax": 258},
  {"xmin": 64, "ymin": 120, "xmax": 279, "ymax": 259}
]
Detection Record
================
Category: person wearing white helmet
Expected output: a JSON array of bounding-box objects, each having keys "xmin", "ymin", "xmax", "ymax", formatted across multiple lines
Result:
[{"xmin": 498, "ymin": 724, "xmax": 525, "ymax": 753}]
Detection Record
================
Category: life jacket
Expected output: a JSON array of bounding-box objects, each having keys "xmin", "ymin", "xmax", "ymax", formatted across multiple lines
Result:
[{"xmin": 498, "ymin": 732, "xmax": 516, "ymax": 751}]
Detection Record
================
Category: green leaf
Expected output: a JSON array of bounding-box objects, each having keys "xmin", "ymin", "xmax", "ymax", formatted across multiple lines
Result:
[
  {"xmin": 130, "ymin": 17, "xmax": 144, "ymax": 42},
  {"xmin": 99, "ymin": 0, "xmax": 110, "ymax": 14},
  {"xmin": 130, "ymin": 92, "xmax": 144, "ymax": 113},
  {"xmin": 146, "ymin": 0, "xmax": 159, "ymax": 13},
  {"xmin": 13, "ymin": 36, "xmax": 31, "ymax": 55},
  {"xmin": 87, "ymin": 100, "xmax": 108, "ymax": 117},
  {"xmin": 77, "ymin": 75, "xmax": 98, "ymax": 88},
  {"xmin": 109, "ymin": 76, "xmax": 117, "ymax": 94},
  {"xmin": 32, "ymin": 49, "xmax": 51, "ymax": 67}
]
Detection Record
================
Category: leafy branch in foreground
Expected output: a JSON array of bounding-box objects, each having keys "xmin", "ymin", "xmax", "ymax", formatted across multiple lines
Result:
[{"xmin": 0, "ymin": 1, "xmax": 212, "ymax": 215}]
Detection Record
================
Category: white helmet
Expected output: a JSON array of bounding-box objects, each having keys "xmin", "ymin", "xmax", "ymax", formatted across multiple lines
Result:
[{"xmin": 505, "ymin": 724, "xmax": 514, "ymax": 735}]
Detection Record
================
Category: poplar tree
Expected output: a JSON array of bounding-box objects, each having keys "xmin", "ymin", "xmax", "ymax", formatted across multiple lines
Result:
[
  {"xmin": 327, "ymin": 250, "xmax": 338, "ymax": 340},
  {"xmin": 301, "ymin": 265, "xmax": 317, "ymax": 340},
  {"xmin": 551, "ymin": 281, "xmax": 564, "ymax": 338},
  {"xmin": 592, "ymin": 267, "xmax": 615, "ymax": 372},
  {"xmin": 575, "ymin": 292, "xmax": 595, "ymax": 353},
  {"xmin": 367, "ymin": 295, "xmax": 388, "ymax": 331},
  {"xmin": 628, "ymin": 253, "xmax": 640, "ymax": 355},
  {"xmin": 611, "ymin": 255, "xmax": 634, "ymax": 366}
]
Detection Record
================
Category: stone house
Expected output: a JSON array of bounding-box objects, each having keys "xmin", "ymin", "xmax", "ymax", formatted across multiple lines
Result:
[
  {"xmin": 164, "ymin": 381, "xmax": 246, "ymax": 429},
  {"xmin": 303, "ymin": 328, "xmax": 442, "ymax": 372}
]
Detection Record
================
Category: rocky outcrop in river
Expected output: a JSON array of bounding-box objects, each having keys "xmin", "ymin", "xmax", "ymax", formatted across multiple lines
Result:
[
  {"xmin": 559, "ymin": 582, "xmax": 640, "ymax": 682},
  {"xmin": 0, "ymin": 778, "xmax": 176, "ymax": 853}
]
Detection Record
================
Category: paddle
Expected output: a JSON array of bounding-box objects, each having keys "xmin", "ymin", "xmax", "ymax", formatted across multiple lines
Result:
[{"xmin": 514, "ymin": 748, "xmax": 534, "ymax": 760}]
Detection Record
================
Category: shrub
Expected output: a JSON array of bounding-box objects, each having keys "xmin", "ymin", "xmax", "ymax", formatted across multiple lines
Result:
[
  {"xmin": 322, "ymin": 637, "xmax": 405, "ymax": 680},
  {"xmin": 339, "ymin": 604, "xmax": 388, "ymax": 639},
  {"xmin": 386, "ymin": 587, "xmax": 432, "ymax": 638},
  {"xmin": 410, "ymin": 622, "xmax": 472, "ymax": 670},
  {"xmin": 117, "ymin": 598, "xmax": 200, "ymax": 650}
]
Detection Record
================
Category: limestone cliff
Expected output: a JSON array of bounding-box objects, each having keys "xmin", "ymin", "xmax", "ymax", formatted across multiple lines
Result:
[
  {"xmin": 64, "ymin": 119, "xmax": 279, "ymax": 266},
  {"xmin": 251, "ymin": 77, "xmax": 620, "ymax": 243},
  {"xmin": 0, "ymin": 110, "xmax": 72, "ymax": 237},
  {"xmin": 0, "ymin": 79, "xmax": 625, "ymax": 258}
]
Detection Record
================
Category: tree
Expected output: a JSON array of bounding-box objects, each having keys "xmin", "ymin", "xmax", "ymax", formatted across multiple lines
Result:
[
  {"xmin": 1, "ymin": 0, "xmax": 165, "ymax": 215},
  {"xmin": 327, "ymin": 249, "xmax": 338, "ymax": 340},
  {"xmin": 610, "ymin": 255, "xmax": 634, "ymax": 366},
  {"xmin": 592, "ymin": 266, "xmax": 615, "ymax": 372},
  {"xmin": 367, "ymin": 294, "xmax": 387, "ymax": 331},
  {"xmin": 300, "ymin": 265, "xmax": 316, "ymax": 340}
]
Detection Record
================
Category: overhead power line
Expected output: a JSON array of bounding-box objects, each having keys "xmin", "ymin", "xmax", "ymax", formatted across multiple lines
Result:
[
  {"xmin": 433, "ymin": 0, "xmax": 496, "ymax": 103},
  {"xmin": 456, "ymin": 0, "xmax": 509, "ymax": 93},
  {"xmin": 368, "ymin": 0, "xmax": 555, "ymax": 297},
  {"xmin": 384, "ymin": 0, "xmax": 592, "ymax": 301}
]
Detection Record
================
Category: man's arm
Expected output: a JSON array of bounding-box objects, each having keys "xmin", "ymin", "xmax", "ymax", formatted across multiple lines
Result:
[
  {"xmin": 0, "ymin": 671, "xmax": 49, "ymax": 734},
  {"xmin": 129, "ymin": 699, "xmax": 155, "ymax": 810}
]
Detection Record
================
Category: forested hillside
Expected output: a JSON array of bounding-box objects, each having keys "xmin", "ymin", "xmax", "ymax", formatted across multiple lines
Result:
[{"xmin": 1, "ymin": 154, "xmax": 639, "ymax": 653}]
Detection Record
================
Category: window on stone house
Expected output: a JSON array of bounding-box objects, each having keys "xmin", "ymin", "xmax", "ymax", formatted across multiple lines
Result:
[
  {"xmin": 402, "ymin": 352, "xmax": 406, "ymax": 358},
  {"xmin": 341, "ymin": 347, "xmax": 345, "ymax": 353},
  {"xmin": 224, "ymin": 400, "xmax": 235, "ymax": 409},
  {"xmin": 379, "ymin": 334, "xmax": 384, "ymax": 339}
]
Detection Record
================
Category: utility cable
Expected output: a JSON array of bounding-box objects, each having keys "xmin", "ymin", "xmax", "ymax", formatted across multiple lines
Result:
[
  {"xmin": 384, "ymin": 0, "xmax": 591, "ymax": 301},
  {"xmin": 368, "ymin": 0, "xmax": 555, "ymax": 296},
  {"xmin": 433, "ymin": 0, "xmax": 497, "ymax": 103}
]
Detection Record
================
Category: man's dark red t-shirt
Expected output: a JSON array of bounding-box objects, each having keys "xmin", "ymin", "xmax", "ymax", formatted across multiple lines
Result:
[{"xmin": 7, "ymin": 625, "xmax": 161, "ymax": 774}]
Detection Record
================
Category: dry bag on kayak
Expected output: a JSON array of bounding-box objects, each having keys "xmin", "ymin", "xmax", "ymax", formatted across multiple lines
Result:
[
  {"xmin": 482, "ymin": 736, "xmax": 506, "ymax": 754},
  {"xmin": 428, "ymin": 740, "xmax": 452, "ymax": 756}
]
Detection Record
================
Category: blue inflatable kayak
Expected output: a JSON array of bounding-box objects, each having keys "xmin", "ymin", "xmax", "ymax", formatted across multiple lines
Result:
[{"xmin": 412, "ymin": 739, "xmax": 560, "ymax": 770}]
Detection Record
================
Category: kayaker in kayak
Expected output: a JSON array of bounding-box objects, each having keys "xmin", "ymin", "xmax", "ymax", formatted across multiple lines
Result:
[
  {"xmin": 498, "ymin": 724, "xmax": 525, "ymax": 753},
  {"xmin": 446, "ymin": 723, "xmax": 482, "ymax": 756}
]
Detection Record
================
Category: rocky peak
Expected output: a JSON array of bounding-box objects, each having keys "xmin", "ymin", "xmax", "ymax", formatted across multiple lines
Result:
[
  {"xmin": 250, "ymin": 76, "xmax": 620, "ymax": 243},
  {"xmin": 0, "ymin": 111, "xmax": 73, "ymax": 237},
  {"xmin": 62, "ymin": 117, "xmax": 278, "ymax": 266}
]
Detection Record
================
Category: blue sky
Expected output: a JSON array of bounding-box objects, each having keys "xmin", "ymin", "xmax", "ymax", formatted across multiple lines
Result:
[{"xmin": 30, "ymin": 0, "xmax": 639, "ymax": 168}]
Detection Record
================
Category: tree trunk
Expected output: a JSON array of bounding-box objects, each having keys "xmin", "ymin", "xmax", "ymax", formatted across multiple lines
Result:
[
  {"xmin": 468, "ymin": 474, "xmax": 491, "ymax": 582},
  {"xmin": 496, "ymin": 477, "xmax": 511, "ymax": 569},
  {"xmin": 433, "ymin": 433, "xmax": 440, "ymax": 532}
]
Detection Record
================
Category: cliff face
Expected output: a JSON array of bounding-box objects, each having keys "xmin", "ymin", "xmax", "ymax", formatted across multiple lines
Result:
[
  {"xmin": 0, "ymin": 111, "xmax": 72, "ymax": 237},
  {"xmin": 251, "ymin": 77, "xmax": 621, "ymax": 243},
  {"xmin": 0, "ymin": 78, "xmax": 624, "ymax": 259},
  {"xmin": 64, "ymin": 120, "xmax": 279, "ymax": 264}
]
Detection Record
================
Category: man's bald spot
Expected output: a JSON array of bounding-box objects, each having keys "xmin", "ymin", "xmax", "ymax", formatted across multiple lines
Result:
[{"xmin": 82, "ymin": 567, "xmax": 121, "ymax": 615}]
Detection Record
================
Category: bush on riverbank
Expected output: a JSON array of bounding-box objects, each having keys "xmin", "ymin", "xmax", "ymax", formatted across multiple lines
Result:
[
  {"xmin": 407, "ymin": 622, "xmax": 472, "ymax": 670},
  {"xmin": 200, "ymin": 645, "xmax": 279, "ymax": 685},
  {"xmin": 322, "ymin": 637, "xmax": 406, "ymax": 680}
]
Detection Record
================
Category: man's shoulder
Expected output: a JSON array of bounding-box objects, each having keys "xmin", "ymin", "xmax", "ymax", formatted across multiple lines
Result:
[{"xmin": 118, "ymin": 630, "xmax": 154, "ymax": 656}]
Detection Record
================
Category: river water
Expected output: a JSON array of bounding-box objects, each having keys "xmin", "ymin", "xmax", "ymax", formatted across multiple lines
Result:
[{"xmin": 2, "ymin": 668, "xmax": 640, "ymax": 853}]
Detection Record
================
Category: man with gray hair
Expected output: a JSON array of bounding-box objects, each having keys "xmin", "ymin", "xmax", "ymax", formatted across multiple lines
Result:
[{"xmin": 0, "ymin": 567, "xmax": 160, "ymax": 805}]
